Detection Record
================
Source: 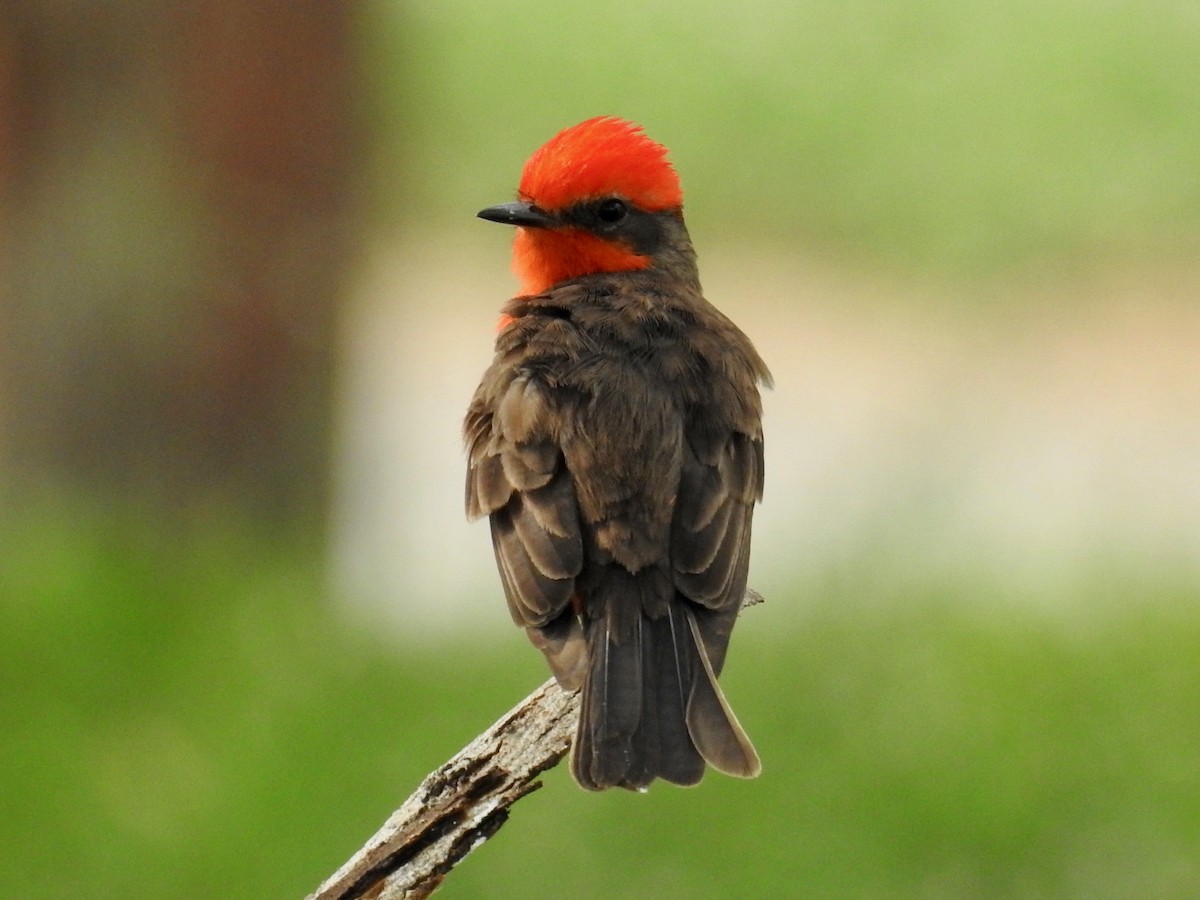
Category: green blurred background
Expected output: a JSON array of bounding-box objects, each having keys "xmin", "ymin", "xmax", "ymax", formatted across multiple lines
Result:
[{"xmin": 2, "ymin": 2, "xmax": 1198, "ymax": 897}]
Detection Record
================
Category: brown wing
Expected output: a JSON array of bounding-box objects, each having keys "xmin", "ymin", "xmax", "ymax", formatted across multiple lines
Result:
[
  {"xmin": 670, "ymin": 424, "xmax": 764, "ymax": 676},
  {"xmin": 664, "ymin": 422, "xmax": 764, "ymax": 780},
  {"xmin": 465, "ymin": 372, "xmax": 586, "ymax": 687}
]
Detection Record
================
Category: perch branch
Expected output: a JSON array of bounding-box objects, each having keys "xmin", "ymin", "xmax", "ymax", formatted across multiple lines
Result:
[{"xmin": 306, "ymin": 589, "xmax": 762, "ymax": 900}]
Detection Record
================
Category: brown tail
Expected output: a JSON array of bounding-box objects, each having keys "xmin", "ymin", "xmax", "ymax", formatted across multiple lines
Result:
[{"xmin": 570, "ymin": 573, "xmax": 760, "ymax": 791}]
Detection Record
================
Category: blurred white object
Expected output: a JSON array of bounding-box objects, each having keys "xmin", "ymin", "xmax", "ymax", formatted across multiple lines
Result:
[{"xmin": 332, "ymin": 234, "xmax": 1200, "ymax": 630}]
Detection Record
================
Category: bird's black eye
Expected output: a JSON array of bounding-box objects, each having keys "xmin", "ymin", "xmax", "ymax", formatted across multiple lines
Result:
[{"xmin": 596, "ymin": 198, "xmax": 628, "ymax": 223}]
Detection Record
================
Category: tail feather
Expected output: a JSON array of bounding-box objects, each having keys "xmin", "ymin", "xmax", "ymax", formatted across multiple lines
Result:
[
  {"xmin": 684, "ymin": 608, "xmax": 762, "ymax": 779},
  {"xmin": 573, "ymin": 579, "xmax": 643, "ymax": 790},
  {"xmin": 649, "ymin": 605, "xmax": 707, "ymax": 785},
  {"xmin": 571, "ymin": 570, "xmax": 756, "ymax": 790}
]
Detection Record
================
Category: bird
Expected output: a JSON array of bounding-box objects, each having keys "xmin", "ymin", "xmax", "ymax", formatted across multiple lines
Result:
[{"xmin": 464, "ymin": 116, "xmax": 771, "ymax": 791}]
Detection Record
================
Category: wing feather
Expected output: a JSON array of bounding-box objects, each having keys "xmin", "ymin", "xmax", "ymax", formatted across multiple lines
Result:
[
  {"xmin": 467, "ymin": 374, "xmax": 583, "ymax": 641},
  {"xmin": 671, "ymin": 430, "xmax": 762, "ymax": 615}
]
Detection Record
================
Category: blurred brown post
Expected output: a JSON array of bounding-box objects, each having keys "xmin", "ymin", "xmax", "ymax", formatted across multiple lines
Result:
[{"xmin": 0, "ymin": 2, "xmax": 361, "ymax": 529}]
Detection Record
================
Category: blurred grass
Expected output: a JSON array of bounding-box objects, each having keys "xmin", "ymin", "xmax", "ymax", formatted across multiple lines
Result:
[
  {"xmin": 3, "ymin": 502, "xmax": 1197, "ymax": 898},
  {"xmin": 363, "ymin": 0, "xmax": 1200, "ymax": 277}
]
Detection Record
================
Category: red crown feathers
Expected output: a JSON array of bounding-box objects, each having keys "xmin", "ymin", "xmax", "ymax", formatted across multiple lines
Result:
[{"xmin": 518, "ymin": 116, "xmax": 683, "ymax": 213}]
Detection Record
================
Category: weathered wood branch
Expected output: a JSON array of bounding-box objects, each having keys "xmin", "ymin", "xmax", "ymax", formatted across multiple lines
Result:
[
  {"xmin": 306, "ymin": 677, "xmax": 578, "ymax": 900},
  {"xmin": 307, "ymin": 590, "xmax": 761, "ymax": 899}
]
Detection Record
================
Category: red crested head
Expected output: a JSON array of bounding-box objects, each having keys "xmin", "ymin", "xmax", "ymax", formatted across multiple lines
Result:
[
  {"xmin": 479, "ymin": 117, "xmax": 690, "ymax": 305},
  {"xmin": 517, "ymin": 116, "xmax": 683, "ymax": 213}
]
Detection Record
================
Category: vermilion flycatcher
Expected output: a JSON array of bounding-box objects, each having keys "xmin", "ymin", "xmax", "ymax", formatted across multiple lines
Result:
[{"xmin": 465, "ymin": 116, "xmax": 770, "ymax": 790}]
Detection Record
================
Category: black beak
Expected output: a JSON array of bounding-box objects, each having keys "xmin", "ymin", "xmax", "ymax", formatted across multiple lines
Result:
[{"xmin": 477, "ymin": 200, "xmax": 557, "ymax": 228}]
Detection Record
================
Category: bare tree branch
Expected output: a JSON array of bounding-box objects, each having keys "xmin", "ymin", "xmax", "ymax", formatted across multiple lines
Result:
[
  {"xmin": 306, "ymin": 677, "xmax": 578, "ymax": 900},
  {"xmin": 306, "ymin": 590, "xmax": 762, "ymax": 899}
]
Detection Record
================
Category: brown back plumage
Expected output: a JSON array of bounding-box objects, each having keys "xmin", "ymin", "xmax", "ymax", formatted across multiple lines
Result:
[{"xmin": 465, "ymin": 260, "xmax": 770, "ymax": 790}]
